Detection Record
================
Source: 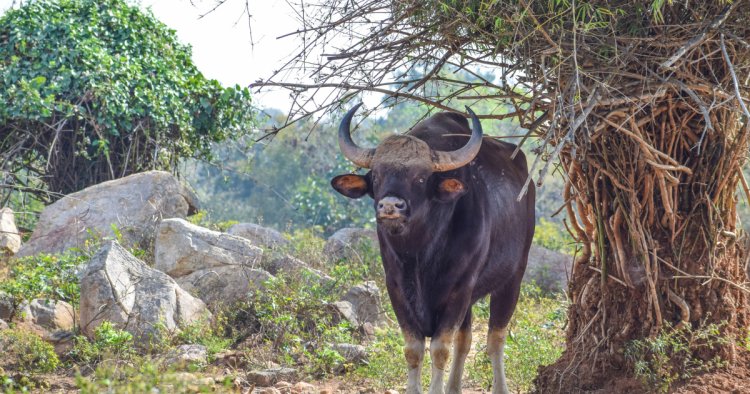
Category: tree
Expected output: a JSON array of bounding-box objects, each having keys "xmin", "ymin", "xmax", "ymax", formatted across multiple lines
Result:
[
  {"xmin": 251, "ymin": 0, "xmax": 750, "ymax": 391},
  {"xmin": 0, "ymin": 0, "xmax": 254, "ymax": 202}
]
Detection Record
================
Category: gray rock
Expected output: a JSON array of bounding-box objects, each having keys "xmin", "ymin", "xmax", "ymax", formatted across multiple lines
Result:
[
  {"xmin": 0, "ymin": 207, "xmax": 21, "ymax": 255},
  {"xmin": 163, "ymin": 344, "xmax": 208, "ymax": 366},
  {"xmin": 524, "ymin": 245, "xmax": 572, "ymax": 294},
  {"xmin": 22, "ymin": 299, "xmax": 75, "ymax": 331},
  {"xmin": 246, "ymin": 368, "xmax": 297, "ymax": 387},
  {"xmin": 79, "ymin": 241, "xmax": 211, "ymax": 345},
  {"xmin": 265, "ymin": 254, "xmax": 334, "ymax": 286},
  {"xmin": 331, "ymin": 301, "xmax": 359, "ymax": 326},
  {"xmin": 332, "ymin": 343, "xmax": 367, "ymax": 364},
  {"xmin": 0, "ymin": 292, "xmax": 13, "ymax": 320},
  {"xmin": 227, "ymin": 223, "xmax": 289, "ymax": 249},
  {"xmin": 154, "ymin": 218, "xmax": 263, "ymax": 277},
  {"xmin": 342, "ymin": 281, "xmax": 385, "ymax": 326},
  {"xmin": 176, "ymin": 265, "xmax": 273, "ymax": 308},
  {"xmin": 0, "ymin": 318, "xmax": 8, "ymax": 330},
  {"xmin": 17, "ymin": 171, "xmax": 199, "ymax": 257},
  {"xmin": 323, "ymin": 228, "xmax": 378, "ymax": 263}
]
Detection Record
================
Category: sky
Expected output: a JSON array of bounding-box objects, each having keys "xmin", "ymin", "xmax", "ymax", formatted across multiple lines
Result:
[{"xmin": 0, "ymin": 0, "xmax": 300, "ymax": 109}]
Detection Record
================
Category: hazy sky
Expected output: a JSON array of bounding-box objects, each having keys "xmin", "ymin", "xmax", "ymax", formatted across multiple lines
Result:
[{"xmin": 0, "ymin": 0, "xmax": 300, "ymax": 109}]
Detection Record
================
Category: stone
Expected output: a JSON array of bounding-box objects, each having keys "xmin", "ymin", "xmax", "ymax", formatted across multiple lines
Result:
[
  {"xmin": 163, "ymin": 344, "xmax": 208, "ymax": 367},
  {"xmin": 44, "ymin": 330, "xmax": 75, "ymax": 355},
  {"xmin": 253, "ymin": 388, "xmax": 282, "ymax": 394},
  {"xmin": 332, "ymin": 343, "xmax": 367, "ymax": 364},
  {"xmin": 154, "ymin": 218, "xmax": 264, "ymax": 277},
  {"xmin": 227, "ymin": 223, "xmax": 289, "ymax": 249},
  {"xmin": 0, "ymin": 207, "xmax": 21, "ymax": 255},
  {"xmin": 524, "ymin": 245, "xmax": 572, "ymax": 293},
  {"xmin": 292, "ymin": 382, "xmax": 315, "ymax": 393},
  {"xmin": 265, "ymin": 254, "xmax": 334, "ymax": 286},
  {"xmin": 342, "ymin": 281, "xmax": 385, "ymax": 326},
  {"xmin": 0, "ymin": 318, "xmax": 8, "ymax": 330},
  {"xmin": 331, "ymin": 301, "xmax": 359, "ymax": 326},
  {"xmin": 246, "ymin": 368, "xmax": 297, "ymax": 387},
  {"xmin": 79, "ymin": 241, "xmax": 211, "ymax": 345},
  {"xmin": 22, "ymin": 299, "xmax": 75, "ymax": 331},
  {"xmin": 17, "ymin": 171, "xmax": 199, "ymax": 257},
  {"xmin": 0, "ymin": 292, "xmax": 13, "ymax": 320},
  {"xmin": 323, "ymin": 228, "xmax": 378, "ymax": 263},
  {"xmin": 176, "ymin": 265, "xmax": 273, "ymax": 308}
]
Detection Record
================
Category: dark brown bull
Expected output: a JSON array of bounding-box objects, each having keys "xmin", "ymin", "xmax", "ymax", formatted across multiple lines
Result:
[{"xmin": 331, "ymin": 104, "xmax": 535, "ymax": 394}]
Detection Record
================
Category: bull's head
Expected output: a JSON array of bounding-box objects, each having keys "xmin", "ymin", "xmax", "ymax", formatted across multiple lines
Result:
[{"xmin": 331, "ymin": 104, "xmax": 483, "ymax": 236}]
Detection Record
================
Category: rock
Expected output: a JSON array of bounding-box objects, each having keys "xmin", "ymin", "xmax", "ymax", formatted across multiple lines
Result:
[
  {"xmin": 0, "ymin": 292, "xmax": 13, "ymax": 320},
  {"xmin": 0, "ymin": 207, "xmax": 21, "ymax": 255},
  {"xmin": 524, "ymin": 245, "xmax": 572, "ymax": 293},
  {"xmin": 0, "ymin": 318, "xmax": 8, "ymax": 330},
  {"xmin": 253, "ymin": 388, "xmax": 282, "ymax": 394},
  {"xmin": 265, "ymin": 254, "xmax": 334, "ymax": 286},
  {"xmin": 332, "ymin": 343, "xmax": 367, "ymax": 364},
  {"xmin": 154, "ymin": 218, "xmax": 270, "ymax": 308},
  {"xmin": 163, "ymin": 344, "xmax": 208, "ymax": 367},
  {"xmin": 292, "ymin": 382, "xmax": 315, "ymax": 393},
  {"xmin": 227, "ymin": 223, "xmax": 289, "ymax": 249},
  {"xmin": 177, "ymin": 265, "xmax": 273, "ymax": 308},
  {"xmin": 246, "ymin": 368, "xmax": 297, "ymax": 387},
  {"xmin": 21, "ymin": 299, "xmax": 75, "ymax": 331},
  {"xmin": 17, "ymin": 171, "xmax": 199, "ymax": 257},
  {"xmin": 342, "ymin": 281, "xmax": 385, "ymax": 326},
  {"xmin": 79, "ymin": 241, "xmax": 211, "ymax": 345},
  {"xmin": 331, "ymin": 301, "xmax": 359, "ymax": 326},
  {"xmin": 155, "ymin": 218, "xmax": 264, "ymax": 277},
  {"xmin": 384, "ymin": 390, "xmax": 399, "ymax": 394},
  {"xmin": 44, "ymin": 330, "xmax": 75, "ymax": 355},
  {"xmin": 323, "ymin": 228, "xmax": 378, "ymax": 263},
  {"xmin": 166, "ymin": 372, "xmax": 215, "ymax": 389}
]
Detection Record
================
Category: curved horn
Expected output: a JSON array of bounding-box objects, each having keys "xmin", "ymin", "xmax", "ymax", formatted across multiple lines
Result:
[
  {"xmin": 432, "ymin": 106, "xmax": 483, "ymax": 172},
  {"xmin": 338, "ymin": 103, "xmax": 375, "ymax": 168}
]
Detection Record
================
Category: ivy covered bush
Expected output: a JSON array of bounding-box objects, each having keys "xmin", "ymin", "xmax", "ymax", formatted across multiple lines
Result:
[{"xmin": 0, "ymin": 0, "xmax": 254, "ymax": 200}]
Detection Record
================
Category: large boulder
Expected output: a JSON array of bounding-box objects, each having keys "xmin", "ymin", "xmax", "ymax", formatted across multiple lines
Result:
[
  {"xmin": 17, "ymin": 171, "xmax": 199, "ymax": 257},
  {"xmin": 0, "ymin": 207, "xmax": 21, "ymax": 255},
  {"xmin": 19, "ymin": 299, "xmax": 76, "ymax": 331},
  {"xmin": 154, "ymin": 218, "xmax": 269, "ymax": 308},
  {"xmin": 79, "ymin": 241, "xmax": 210, "ymax": 345},
  {"xmin": 524, "ymin": 245, "xmax": 572, "ymax": 293},
  {"xmin": 227, "ymin": 223, "xmax": 289, "ymax": 250},
  {"xmin": 323, "ymin": 228, "xmax": 379, "ymax": 263}
]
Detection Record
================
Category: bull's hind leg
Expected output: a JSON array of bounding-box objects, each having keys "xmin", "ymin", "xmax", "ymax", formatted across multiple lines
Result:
[
  {"xmin": 403, "ymin": 330, "xmax": 426, "ymax": 394},
  {"xmin": 446, "ymin": 310, "xmax": 472, "ymax": 394},
  {"xmin": 488, "ymin": 284, "xmax": 521, "ymax": 394}
]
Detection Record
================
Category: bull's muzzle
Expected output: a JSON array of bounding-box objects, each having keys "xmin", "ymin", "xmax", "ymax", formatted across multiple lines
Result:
[{"xmin": 377, "ymin": 196, "xmax": 407, "ymax": 219}]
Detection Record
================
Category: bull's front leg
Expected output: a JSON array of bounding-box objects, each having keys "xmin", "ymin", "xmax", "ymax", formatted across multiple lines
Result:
[
  {"xmin": 427, "ymin": 330, "xmax": 454, "ymax": 394},
  {"xmin": 403, "ymin": 330, "xmax": 425, "ymax": 394}
]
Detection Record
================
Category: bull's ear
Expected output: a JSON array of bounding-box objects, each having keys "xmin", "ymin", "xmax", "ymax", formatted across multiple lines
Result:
[
  {"xmin": 331, "ymin": 174, "xmax": 371, "ymax": 199},
  {"xmin": 435, "ymin": 178, "xmax": 467, "ymax": 202}
]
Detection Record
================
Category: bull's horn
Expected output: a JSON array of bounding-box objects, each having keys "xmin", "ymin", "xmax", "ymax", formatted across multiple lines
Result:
[
  {"xmin": 338, "ymin": 103, "xmax": 375, "ymax": 168},
  {"xmin": 432, "ymin": 106, "xmax": 483, "ymax": 172}
]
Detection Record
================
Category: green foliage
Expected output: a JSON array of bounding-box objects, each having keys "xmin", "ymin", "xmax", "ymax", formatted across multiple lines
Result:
[
  {"xmin": 0, "ymin": 250, "xmax": 86, "ymax": 316},
  {"xmin": 533, "ymin": 217, "xmax": 576, "ymax": 254},
  {"xmin": 234, "ymin": 274, "xmax": 358, "ymax": 376},
  {"xmin": 69, "ymin": 321, "xmax": 136, "ymax": 365},
  {"xmin": 625, "ymin": 322, "xmax": 729, "ymax": 393},
  {"xmin": 0, "ymin": 0, "xmax": 255, "ymax": 197},
  {"xmin": 174, "ymin": 317, "xmax": 232, "ymax": 361},
  {"xmin": 468, "ymin": 283, "xmax": 567, "ymax": 393},
  {"xmin": 0, "ymin": 329, "xmax": 60, "ymax": 373}
]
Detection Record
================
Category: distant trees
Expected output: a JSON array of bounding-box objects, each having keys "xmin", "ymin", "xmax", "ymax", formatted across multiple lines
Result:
[{"xmin": 0, "ymin": 0, "xmax": 254, "ymax": 202}]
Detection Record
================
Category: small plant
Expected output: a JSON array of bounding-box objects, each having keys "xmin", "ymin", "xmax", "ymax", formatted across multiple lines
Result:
[
  {"xmin": 0, "ymin": 251, "xmax": 86, "ymax": 318},
  {"xmin": 625, "ymin": 322, "xmax": 729, "ymax": 393},
  {"xmin": 175, "ymin": 316, "xmax": 232, "ymax": 361},
  {"xmin": 0, "ymin": 329, "xmax": 60, "ymax": 373},
  {"xmin": 69, "ymin": 321, "xmax": 135, "ymax": 365}
]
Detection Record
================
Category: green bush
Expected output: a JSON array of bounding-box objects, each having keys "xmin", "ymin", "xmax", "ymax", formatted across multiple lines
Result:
[
  {"xmin": 0, "ymin": 329, "xmax": 60, "ymax": 373},
  {"xmin": 0, "ymin": 250, "xmax": 86, "ymax": 317},
  {"xmin": 69, "ymin": 321, "xmax": 135, "ymax": 365},
  {"xmin": 625, "ymin": 322, "xmax": 729, "ymax": 393},
  {"xmin": 533, "ymin": 217, "xmax": 577, "ymax": 254}
]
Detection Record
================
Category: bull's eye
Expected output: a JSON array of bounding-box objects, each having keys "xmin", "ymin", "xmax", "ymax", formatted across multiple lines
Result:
[{"xmin": 417, "ymin": 177, "xmax": 425, "ymax": 184}]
